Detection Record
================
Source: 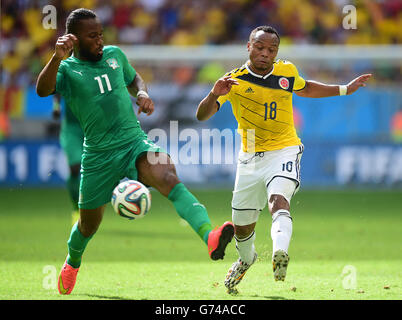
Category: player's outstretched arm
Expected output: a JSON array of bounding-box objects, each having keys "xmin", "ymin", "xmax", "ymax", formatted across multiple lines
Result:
[
  {"xmin": 36, "ymin": 34, "xmax": 77, "ymax": 97},
  {"xmin": 295, "ymin": 74, "xmax": 372, "ymax": 98},
  {"xmin": 127, "ymin": 73, "xmax": 154, "ymax": 116},
  {"xmin": 196, "ymin": 76, "xmax": 238, "ymax": 121}
]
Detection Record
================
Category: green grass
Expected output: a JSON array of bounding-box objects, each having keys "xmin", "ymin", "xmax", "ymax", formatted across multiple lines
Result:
[{"xmin": 0, "ymin": 187, "xmax": 401, "ymax": 300}]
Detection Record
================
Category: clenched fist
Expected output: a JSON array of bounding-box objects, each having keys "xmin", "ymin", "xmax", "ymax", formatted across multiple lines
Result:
[{"xmin": 55, "ymin": 34, "xmax": 78, "ymax": 59}]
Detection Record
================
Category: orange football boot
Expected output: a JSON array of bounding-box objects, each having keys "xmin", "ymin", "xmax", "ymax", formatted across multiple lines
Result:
[
  {"xmin": 208, "ymin": 221, "xmax": 234, "ymax": 260},
  {"xmin": 58, "ymin": 259, "xmax": 80, "ymax": 295}
]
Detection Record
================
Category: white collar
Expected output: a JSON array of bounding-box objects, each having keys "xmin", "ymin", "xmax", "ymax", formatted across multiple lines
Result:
[{"xmin": 245, "ymin": 60, "xmax": 275, "ymax": 79}]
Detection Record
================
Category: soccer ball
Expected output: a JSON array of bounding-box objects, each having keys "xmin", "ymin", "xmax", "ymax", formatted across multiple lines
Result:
[{"xmin": 111, "ymin": 180, "xmax": 151, "ymax": 220}]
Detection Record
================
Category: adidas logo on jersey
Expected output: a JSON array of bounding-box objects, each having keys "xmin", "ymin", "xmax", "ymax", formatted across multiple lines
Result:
[{"xmin": 245, "ymin": 87, "xmax": 254, "ymax": 93}]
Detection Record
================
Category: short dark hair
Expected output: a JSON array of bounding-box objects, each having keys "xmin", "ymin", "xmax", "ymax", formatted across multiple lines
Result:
[
  {"xmin": 249, "ymin": 26, "xmax": 280, "ymax": 44},
  {"xmin": 66, "ymin": 8, "xmax": 97, "ymax": 34}
]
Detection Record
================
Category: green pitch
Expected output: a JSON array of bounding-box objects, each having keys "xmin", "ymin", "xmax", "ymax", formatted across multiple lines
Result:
[{"xmin": 0, "ymin": 187, "xmax": 401, "ymax": 300}]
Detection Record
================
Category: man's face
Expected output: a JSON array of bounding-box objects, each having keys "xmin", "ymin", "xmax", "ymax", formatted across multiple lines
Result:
[
  {"xmin": 75, "ymin": 18, "xmax": 104, "ymax": 61},
  {"xmin": 247, "ymin": 31, "xmax": 279, "ymax": 74}
]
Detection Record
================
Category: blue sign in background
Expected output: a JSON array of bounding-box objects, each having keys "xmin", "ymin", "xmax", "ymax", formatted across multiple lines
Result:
[
  {"xmin": 1, "ymin": 140, "xmax": 401, "ymax": 188},
  {"xmin": 22, "ymin": 86, "xmax": 401, "ymax": 144},
  {"xmin": 2, "ymin": 86, "xmax": 401, "ymax": 188},
  {"xmin": 0, "ymin": 140, "xmax": 68, "ymax": 186}
]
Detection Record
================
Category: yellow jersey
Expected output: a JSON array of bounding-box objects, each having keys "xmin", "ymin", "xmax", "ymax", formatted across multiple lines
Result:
[{"xmin": 217, "ymin": 60, "xmax": 306, "ymax": 152}]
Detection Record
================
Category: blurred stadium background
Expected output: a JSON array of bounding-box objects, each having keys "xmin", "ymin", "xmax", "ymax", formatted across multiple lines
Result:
[{"xmin": 1, "ymin": 0, "xmax": 402, "ymax": 189}]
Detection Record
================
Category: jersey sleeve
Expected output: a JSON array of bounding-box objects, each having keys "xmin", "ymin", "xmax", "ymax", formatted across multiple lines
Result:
[
  {"xmin": 216, "ymin": 70, "xmax": 236, "ymax": 110},
  {"xmin": 115, "ymin": 46, "xmax": 137, "ymax": 86},
  {"xmin": 216, "ymin": 93, "xmax": 230, "ymax": 110},
  {"xmin": 291, "ymin": 63, "xmax": 306, "ymax": 91}
]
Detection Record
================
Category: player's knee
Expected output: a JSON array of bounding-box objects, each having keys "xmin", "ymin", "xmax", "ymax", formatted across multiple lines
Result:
[
  {"xmin": 268, "ymin": 194, "xmax": 290, "ymax": 215},
  {"xmin": 267, "ymin": 177, "xmax": 296, "ymax": 214},
  {"xmin": 78, "ymin": 208, "xmax": 104, "ymax": 237},
  {"xmin": 146, "ymin": 164, "xmax": 181, "ymax": 197},
  {"xmin": 235, "ymin": 223, "xmax": 256, "ymax": 239},
  {"xmin": 160, "ymin": 166, "xmax": 180, "ymax": 192},
  {"xmin": 78, "ymin": 220, "xmax": 99, "ymax": 238}
]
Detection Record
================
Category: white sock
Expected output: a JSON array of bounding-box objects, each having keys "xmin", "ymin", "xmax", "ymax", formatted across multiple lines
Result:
[
  {"xmin": 235, "ymin": 231, "xmax": 256, "ymax": 265},
  {"xmin": 271, "ymin": 210, "xmax": 293, "ymax": 255}
]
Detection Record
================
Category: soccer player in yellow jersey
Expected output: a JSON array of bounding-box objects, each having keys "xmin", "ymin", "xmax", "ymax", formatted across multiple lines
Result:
[{"xmin": 196, "ymin": 26, "xmax": 372, "ymax": 294}]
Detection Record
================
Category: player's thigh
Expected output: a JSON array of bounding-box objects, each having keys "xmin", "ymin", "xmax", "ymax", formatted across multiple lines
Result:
[
  {"xmin": 136, "ymin": 152, "xmax": 180, "ymax": 197},
  {"xmin": 264, "ymin": 144, "xmax": 304, "ymax": 204},
  {"xmin": 265, "ymin": 145, "xmax": 303, "ymax": 182},
  {"xmin": 231, "ymin": 160, "xmax": 267, "ymax": 226},
  {"xmin": 60, "ymin": 124, "xmax": 84, "ymax": 167},
  {"xmin": 125, "ymin": 135, "xmax": 175, "ymax": 197},
  {"xmin": 79, "ymin": 150, "xmax": 121, "ymax": 210}
]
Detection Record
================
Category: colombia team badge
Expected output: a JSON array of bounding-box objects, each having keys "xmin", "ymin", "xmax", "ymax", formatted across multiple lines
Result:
[{"xmin": 279, "ymin": 77, "xmax": 289, "ymax": 90}]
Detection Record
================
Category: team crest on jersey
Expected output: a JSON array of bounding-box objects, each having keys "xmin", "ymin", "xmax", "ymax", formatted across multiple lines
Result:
[
  {"xmin": 106, "ymin": 58, "xmax": 120, "ymax": 70},
  {"xmin": 279, "ymin": 77, "xmax": 289, "ymax": 90}
]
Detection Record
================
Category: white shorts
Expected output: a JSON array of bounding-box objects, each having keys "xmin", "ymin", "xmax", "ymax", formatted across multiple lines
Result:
[{"xmin": 231, "ymin": 144, "xmax": 304, "ymax": 226}]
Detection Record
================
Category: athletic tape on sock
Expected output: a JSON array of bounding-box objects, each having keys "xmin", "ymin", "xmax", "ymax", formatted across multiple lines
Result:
[
  {"xmin": 234, "ymin": 230, "xmax": 255, "ymax": 243},
  {"xmin": 272, "ymin": 210, "xmax": 292, "ymax": 222}
]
